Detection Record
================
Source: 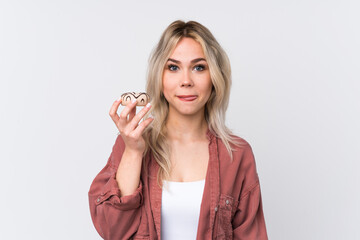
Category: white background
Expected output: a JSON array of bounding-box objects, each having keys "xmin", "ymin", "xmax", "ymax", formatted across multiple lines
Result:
[{"xmin": 1, "ymin": 0, "xmax": 359, "ymax": 239}]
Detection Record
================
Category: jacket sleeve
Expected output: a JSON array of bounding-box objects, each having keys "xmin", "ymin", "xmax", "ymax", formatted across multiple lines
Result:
[
  {"xmin": 88, "ymin": 135, "xmax": 144, "ymax": 240},
  {"xmin": 232, "ymin": 143, "xmax": 268, "ymax": 240}
]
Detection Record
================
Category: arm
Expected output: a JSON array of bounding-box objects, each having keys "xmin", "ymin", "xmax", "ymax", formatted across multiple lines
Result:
[
  {"xmin": 88, "ymin": 98, "xmax": 153, "ymax": 239},
  {"xmin": 232, "ymin": 144, "xmax": 268, "ymax": 240},
  {"xmin": 88, "ymin": 135, "xmax": 143, "ymax": 239}
]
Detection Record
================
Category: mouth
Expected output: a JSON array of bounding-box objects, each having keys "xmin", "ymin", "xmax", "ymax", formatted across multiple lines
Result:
[{"xmin": 177, "ymin": 95, "xmax": 198, "ymax": 101}]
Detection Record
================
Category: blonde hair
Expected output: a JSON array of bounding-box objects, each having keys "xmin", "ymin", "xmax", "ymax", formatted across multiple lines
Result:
[{"xmin": 143, "ymin": 20, "xmax": 242, "ymax": 187}]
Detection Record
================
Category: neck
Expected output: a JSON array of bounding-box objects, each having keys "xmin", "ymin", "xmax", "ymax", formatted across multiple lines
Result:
[{"xmin": 165, "ymin": 109, "xmax": 208, "ymax": 142}]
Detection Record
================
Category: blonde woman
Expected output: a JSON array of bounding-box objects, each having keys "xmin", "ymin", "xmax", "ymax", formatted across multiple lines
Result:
[{"xmin": 89, "ymin": 20, "xmax": 268, "ymax": 240}]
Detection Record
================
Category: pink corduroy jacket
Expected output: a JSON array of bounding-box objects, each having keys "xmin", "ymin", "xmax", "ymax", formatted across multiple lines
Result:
[{"xmin": 88, "ymin": 129, "xmax": 268, "ymax": 239}]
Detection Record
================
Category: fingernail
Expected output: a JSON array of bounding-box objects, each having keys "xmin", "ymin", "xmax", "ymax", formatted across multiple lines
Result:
[
  {"xmin": 116, "ymin": 96, "xmax": 121, "ymax": 102},
  {"xmin": 132, "ymin": 99, "xmax": 137, "ymax": 103},
  {"xmin": 146, "ymin": 103, "xmax": 151, "ymax": 108}
]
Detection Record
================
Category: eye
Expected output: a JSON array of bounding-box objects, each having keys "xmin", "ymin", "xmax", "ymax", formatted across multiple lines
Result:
[
  {"xmin": 167, "ymin": 64, "xmax": 179, "ymax": 71},
  {"xmin": 194, "ymin": 64, "xmax": 206, "ymax": 71}
]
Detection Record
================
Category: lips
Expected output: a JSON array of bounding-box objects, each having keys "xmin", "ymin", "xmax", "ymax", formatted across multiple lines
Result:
[{"xmin": 177, "ymin": 95, "xmax": 198, "ymax": 101}]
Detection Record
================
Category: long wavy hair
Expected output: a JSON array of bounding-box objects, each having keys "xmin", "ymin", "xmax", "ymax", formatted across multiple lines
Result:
[{"xmin": 143, "ymin": 20, "xmax": 242, "ymax": 187}]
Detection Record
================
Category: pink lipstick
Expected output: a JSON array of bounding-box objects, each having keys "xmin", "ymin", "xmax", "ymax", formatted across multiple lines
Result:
[{"xmin": 177, "ymin": 95, "xmax": 197, "ymax": 101}]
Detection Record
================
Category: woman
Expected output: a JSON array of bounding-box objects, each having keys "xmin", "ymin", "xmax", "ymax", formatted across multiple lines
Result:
[{"xmin": 88, "ymin": 20, "xmax": 268, "ymax": 240}]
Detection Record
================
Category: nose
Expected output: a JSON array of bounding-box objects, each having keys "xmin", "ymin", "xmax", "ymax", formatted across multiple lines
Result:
[{"xmin": 180, "ymin": 70, "xmax": 193, "ymax": 87}]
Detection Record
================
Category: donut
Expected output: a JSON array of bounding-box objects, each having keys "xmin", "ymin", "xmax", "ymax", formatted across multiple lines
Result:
[{"xmin": 120, "ymin": 92, "xmax": 150, "ymax": 106}]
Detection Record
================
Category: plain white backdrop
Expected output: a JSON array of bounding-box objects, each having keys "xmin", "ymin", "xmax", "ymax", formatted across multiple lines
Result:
[{"xmin": 1, "ymin": 0, "xmax": 359, "ymax": 239}]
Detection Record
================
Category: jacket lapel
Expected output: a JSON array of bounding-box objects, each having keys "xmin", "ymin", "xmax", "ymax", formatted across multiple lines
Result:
[{"xmin": 149, "ymin": 130, "xmax": 220, "ymax": 240}]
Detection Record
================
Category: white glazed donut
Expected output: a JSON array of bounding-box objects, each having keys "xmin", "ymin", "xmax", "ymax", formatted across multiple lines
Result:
[{"xmin": 120, "ymin": 92, "xmax": 150, "ymax": 106}]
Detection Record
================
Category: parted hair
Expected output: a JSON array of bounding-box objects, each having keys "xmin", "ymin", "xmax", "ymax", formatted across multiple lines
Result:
[{"xmin": 143, "ymin": 20, "xmax": 242, "ymax": 187}]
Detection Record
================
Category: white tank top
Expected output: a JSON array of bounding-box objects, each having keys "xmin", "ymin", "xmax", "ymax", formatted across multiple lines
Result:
[{"xmin": 161, "ymin": 179, "xmax": 205, "ymax": 240}]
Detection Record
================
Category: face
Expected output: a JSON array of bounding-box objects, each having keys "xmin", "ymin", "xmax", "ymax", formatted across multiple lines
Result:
[{"xmin": 162, "ymin": 37, "xmax": 213, "ymax": 118}]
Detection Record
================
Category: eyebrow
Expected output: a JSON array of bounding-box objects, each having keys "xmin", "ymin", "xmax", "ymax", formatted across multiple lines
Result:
[{"xmin": 167, "ymin": 58, "xmax": 207, "ymax": 64}]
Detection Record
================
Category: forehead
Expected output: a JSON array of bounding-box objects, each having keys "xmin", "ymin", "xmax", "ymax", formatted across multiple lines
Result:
[{"xmin": 169, "ymin": 37, "xmax": 205, "ymax": 59}]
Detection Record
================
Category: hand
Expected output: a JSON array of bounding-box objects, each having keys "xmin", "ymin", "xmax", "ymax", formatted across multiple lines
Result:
[{"xmin": 109, "ymin": 98, "xmax": 153, "ymax": 154}]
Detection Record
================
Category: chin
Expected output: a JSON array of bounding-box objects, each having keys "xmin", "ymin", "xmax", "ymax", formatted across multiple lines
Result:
[{"xmin": 175, "ymin": 107, "xmax": 205, "ymax": 117}]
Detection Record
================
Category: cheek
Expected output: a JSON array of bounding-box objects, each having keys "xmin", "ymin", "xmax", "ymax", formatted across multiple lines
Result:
[
  {"xmin": 162, "ymin": 75, "xmax": 177, "ymax": 91},
  {"xmin": 204, "ymin": 78, "xmax": 213, "ymax": 96},
  {"xmin": 206, "ymin": 85, "xmax": 213, "ymax": 100},
  {"xmin": 162, "ymin": 75, "xmax": 174, "ymax": 99},
  {"xmin": 203, "ymin": 82, "xmax": 213, "ymax": 102}
]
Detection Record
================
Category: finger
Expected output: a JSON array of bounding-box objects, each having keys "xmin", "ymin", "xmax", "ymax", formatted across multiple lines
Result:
[
  {"xmin": 131, "ymin": 117, "xmax": 154, "ymax": 139},
  {"xmin": 128, "ymin": 105, "xmax": 136, "ymax": 122},
  {"xmin": 127, "ymin": 103, "xmax": 152, "ymax": 131},
  {"xmin": 118, "ymin": 100, "xmax": 138, "ymax": 126},
  {"xmin": 109, "ymin": 98, "xmax": 122, "ymax": 123}
]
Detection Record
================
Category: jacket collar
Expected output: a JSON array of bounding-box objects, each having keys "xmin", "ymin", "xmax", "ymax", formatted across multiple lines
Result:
[{"xmin": 149, "ymin": 127, "xmax": 220, "ymax": 240}]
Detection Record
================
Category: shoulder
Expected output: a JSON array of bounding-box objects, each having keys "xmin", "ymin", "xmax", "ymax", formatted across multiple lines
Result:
[
  {"xmin": 217, "ymin": 134, "xmax": 258, "ymax": 173},
  {"xmin": 217, "ymin": 134, "xmax": 260, "ymax": 196},
  {"xmin": 229, "ymin": 134, "xmax": 252, "ymax": 151},
  {"xmin": 232, "ymin": 135, "xmax": 256, "ymax": 165},
  {"xmin": 217, "ymin": 133, "xmax": 253, "ymax": 155}
]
